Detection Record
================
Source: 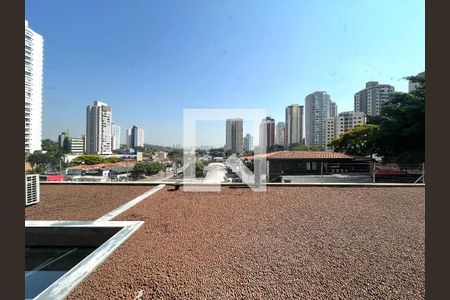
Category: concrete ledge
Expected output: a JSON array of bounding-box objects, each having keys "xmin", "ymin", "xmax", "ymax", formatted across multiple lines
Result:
[
  {"xmin": 41, "ymin": 181, "xmax": 425, "ymax": 188},
  {"xmin": 40, "ymin": 181, "xmax": 162, "ymax": 186}
]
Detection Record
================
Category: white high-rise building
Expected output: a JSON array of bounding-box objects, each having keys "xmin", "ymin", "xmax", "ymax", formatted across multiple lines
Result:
[
  {"xmin": 354, "ymin": 81, "xmax": 394, "ymax": 116},
  {"xmin": 275, "ymin": 122, "xmax": 286, "ymax": 147},
  {"xmin": 126, "ymin": 126, "xmax": 144, "ymax": 148},
  {"xmin": 111, "ymin": 122, "xmax": 121, "ymax": 150},
  {"xmin": 325, "ymin": 111, "xmax": 366, "ymax": 151},
  {"xmin": 225, "ymin": 118, "xmax": 243, "ymax": 154},
  {"xmin": 86, "ymin": 101, "xmax": 112, "ymax": 155},
  {"xmin": 25, "ymin": 20, "xmax": 44, "ymax": 154},
  {"xmin": 243, "ymin": 134, "xmax": 254, "ymax": 151},
  {"xmin": 305, "ymin": 91, "xmax": 334, "ymax": 147},
  {"xmin": 69, "ymin": 137, "xmax": 85, "ymax": 154},
  {"xmin": 134, "ymin": 127, "xmax": 144, "ymax": 148},
  {"xmin": 285, "ymin": 105, "xmax": 303, "ymax": 146},
  {"xmin": 126, "ymin": 128, "xmax": 133, "ymax": 148}
]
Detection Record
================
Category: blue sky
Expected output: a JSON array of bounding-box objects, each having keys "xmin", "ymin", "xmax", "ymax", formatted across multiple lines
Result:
[{"xmin": 26, "ymin": 0, "xmax": 424, "ymax": 147}]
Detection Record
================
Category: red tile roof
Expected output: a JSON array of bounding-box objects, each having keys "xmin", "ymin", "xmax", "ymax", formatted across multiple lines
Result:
[
  {"xmin": 241, "ymin": 151, "xmax": 353, "ymax": 160},
  {"xmin": 68, "ymin": 161, "xmax": 134, "ymax": 170}
]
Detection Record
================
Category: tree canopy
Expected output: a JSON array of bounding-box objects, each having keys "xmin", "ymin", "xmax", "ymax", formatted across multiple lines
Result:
[
  {"xmin": 130, "ymin": 161, "xmax": 164, "ymax": 179},
  {"xmin": 328, "ymin": 124, "xmax": 380, "ymax": 157},
  {"xmin": 288, "ymin": 143, "xmax": 324, "ymax": 151},
  {"xmin": 70, "ymin": 154, "xmax": 123, "ymax": 165}
]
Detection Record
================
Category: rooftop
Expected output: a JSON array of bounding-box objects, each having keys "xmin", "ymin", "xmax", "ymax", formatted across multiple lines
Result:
[{"xmin": 26, "ymin": 184, "xmax": 424, "ymax": 299}]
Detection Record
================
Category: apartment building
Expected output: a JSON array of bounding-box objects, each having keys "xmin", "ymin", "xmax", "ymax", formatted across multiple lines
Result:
[
  {"xmin": 86, "ymin": 101, "xmax": 112, "ymax": 155},
  {"xmin": 25, "ymin": 20, "xmax": 44, "ymax": 154},
  {"xmin": 126, "ymin": 126, "xmax": 145, "ymax": 148},
  {"xmin": 275, "ymin": 122, "xmax": 286, "ymax": 147},
  {"xmin": 305, "ymin": 91, "xmax": 335, "ymax": 147},
  {"xmin": 354, "ymin": 81, "xmax": 394, "ymax": 116},
  {"xmin": 259, "ymin": 117, "xmax": 276, "ymax": 151},
  {"xmin": 285, "ymin": 105, "xmax": 303, "ymax": 146},
  {"xmin": 111, "ymin": 123, "xmax": 121, "ymax": 150},
  {"xmin": 225, "ymin": 118, "xmax": 243, "ymax": 154},
  {"xmin": 325, "ymin": 111, "xmax": 366, "ymax": 150},
  {"xmin": 243, "ymin": 134, "xmax": 254, "ymax": 151}
]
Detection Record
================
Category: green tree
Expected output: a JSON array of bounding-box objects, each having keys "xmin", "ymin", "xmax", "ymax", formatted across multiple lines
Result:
[
  {"xmin": 241, "ymin": 150, "xmax": 254, "ymax": 157},
  {"xmin": 328, "ymin": 124, "xmax": 380, "ymax": 157},
  {"xmin": 102, "ymin": 157, "xmax": 122, "ymax": 163},
  {"xmin": 62, "ymin": 137, "xmax": 71, "ymax": 153},
  {"xmin": 70, "ymin": 154, "xmax": 104, "ymax": 165},
  {"xmin": 28, "ymin": 140, "xmax": 67, "ymax": 173},
  {"xmin": 208, "ymin": 148, "xmax": 224, "ymax": 158},
  {"xmin": 41, "ymin": 139, "xmax": 60, "ymax": 152},
  {"xmin": 267, "ymin": 144, "xmax": 286, "ymax": 153},
  {"xmin": 130, "ymin": 162, "xmax": 148, "ymax": 179},
  {"xmin": 196, "ymin": 149, "xmax": 207, "ymax": 157},
  {"xmin": 288, "ymin": 143, "xmax": 324, "ymax": 151},
  {"xmin": 130, "ymin": 161, "xmax": 164, "ymax": 179},
  {"xmin": 168, "ymin": 149, "xmax": 183, "ymax": 162},
  {"xmin": 195, "ymin": 160, "xmax": 208, "ymax": 177},
  {"xmin": 27, "ymin": 151, "xmax": 51, "ymax": 173},
  {"xmin": 368, "ymin": 75, "xmax": 425, "ymax": 163}
]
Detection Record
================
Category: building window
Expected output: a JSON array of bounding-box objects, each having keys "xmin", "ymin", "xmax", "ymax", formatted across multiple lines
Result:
[
  {"xmin": 306, "ymin": 162, "xmax": 311, "ymax": 170},
  {"xmin": 312, "ymin": 162, "xmax": 317, "ymax": 170}
]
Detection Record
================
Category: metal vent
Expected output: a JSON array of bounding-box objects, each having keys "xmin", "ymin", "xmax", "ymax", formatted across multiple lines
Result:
[{"xmin": 25, "ymin": 174, "xmax": 40, "ymax": 206}]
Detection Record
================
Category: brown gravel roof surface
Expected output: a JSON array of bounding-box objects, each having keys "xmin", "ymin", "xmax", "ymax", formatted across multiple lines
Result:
[
  {"xmin": 25, "ymin": 184, "xmax": 152, "ymax": 220},
  {"xmin": 66, "ymin": 186, "xmax": 425, "ymax": 299}
]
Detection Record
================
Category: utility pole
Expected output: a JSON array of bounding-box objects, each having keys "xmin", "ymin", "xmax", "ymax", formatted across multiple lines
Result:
[
  {"xmin": 320, "ymin": 161, "xmax": 323, "ymax": 183},
  {"xmin": 372, "ymin": 162, "xmax": 376, "ymax": 183}
]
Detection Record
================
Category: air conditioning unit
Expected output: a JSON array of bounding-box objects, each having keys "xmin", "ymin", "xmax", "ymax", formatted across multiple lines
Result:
[{"xmin": 25, "ymin": 174, "xmax": 40, "ymax": 206}]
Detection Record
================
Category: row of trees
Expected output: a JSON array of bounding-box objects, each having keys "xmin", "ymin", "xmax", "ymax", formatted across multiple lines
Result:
[
  {"xmin": 26, "ymin": 139, "xmax": 67, "ymax": 173},
  {"xmin": 329, "ymin": 75, "xmax": 425, "ymax": 164}
]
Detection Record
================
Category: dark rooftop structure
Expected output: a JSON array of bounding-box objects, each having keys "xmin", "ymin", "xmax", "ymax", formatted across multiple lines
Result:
[
  {"xmin": 241, "ymin": 151, "xmax": 373, "ymax": 182},
  {"xmin": 26, "ymin": 184, "xmax": 424, "ymax": 299}
]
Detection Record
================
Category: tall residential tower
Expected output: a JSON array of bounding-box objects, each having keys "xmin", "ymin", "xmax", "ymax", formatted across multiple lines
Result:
[
  {"xmin": 243, "ymin": 134, "xmax": 254, "ymax": 151},
  {"xmin": 86, "ymin": 101, "xmax": 112, "ymax": 155},
  {"xmin": 225, "ymin": 118, "xmax": 243, "ymax": 154},
  {"xmin": 259, "ymin": 117, "xmax": 276, "ymax": 151},
  {"xmin": 275, "ymin": 122, "xmax": 286, "ymax": 147},
  {"xmin": 25, "ymin": 20, "xmax": 44, "ymax": 154},
  {"xmin": 111, "ymin": 122, "xmax": 121, "ymax": 150},
  {"xmin": 285, "ymin": 105, "xmax": 303, "ymax": 146},
  {"xmin": 126, "ymin": 126, "xmax": 145, "ymax": 148},
  {"xmin": 305, "ymin": 91, "xmax": 335, "ymax": 147}
]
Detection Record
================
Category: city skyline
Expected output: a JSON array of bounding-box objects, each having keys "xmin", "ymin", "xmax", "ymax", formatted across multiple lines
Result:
[{"xmin": 26, "ymin": 0, "xmax": 424, "ymax": 147}]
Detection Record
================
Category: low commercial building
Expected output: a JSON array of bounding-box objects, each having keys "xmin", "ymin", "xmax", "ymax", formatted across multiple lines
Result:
[
  {"xmin": 155, "ymin": 151, "xmax": 168, "ymax": 159},
  {"xmin": 242, "ymin": 150, "xmax": 372, "ymax": 182},
  {"xmin": 66, "ymin": 161, "xmax": 136, "ymax": 182}
]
